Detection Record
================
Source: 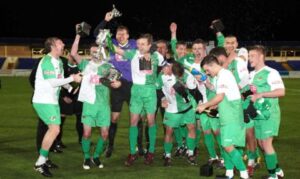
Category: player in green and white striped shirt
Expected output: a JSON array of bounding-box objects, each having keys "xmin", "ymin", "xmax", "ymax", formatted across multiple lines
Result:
[
  {"xmin": 33, "ymin": 37, "xmax": 82, "ymax": 177},
  {"xmin": 113, "ymin": 33, "xmax": 164, "ymax": 166},
  {"xmin": 248, "ymin": 45, "xmax": 285, "ymax": 179},
  {"xmin": 197, "ymin": 55, "xmax": 249, "ymax": 179}
]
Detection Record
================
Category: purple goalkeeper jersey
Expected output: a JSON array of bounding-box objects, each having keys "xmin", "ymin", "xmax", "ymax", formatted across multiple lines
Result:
[{"xmin": 110, "ymin": 39, "xmax": 137, "ymax": 82}]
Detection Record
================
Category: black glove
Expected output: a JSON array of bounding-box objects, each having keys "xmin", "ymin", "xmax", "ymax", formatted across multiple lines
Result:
[
  {"xmin": 100, "ymin": 78, "xmax": 112, "ymax": 87},
  {"xmin": 242, "ymin": 90, "xmax": 253, "ymax": 99},
  {"xmin": 243, "ymin": 101, "xmax": 257, "ymax": 123},
  {"xmin": 211, "ymin": 19, "xmax": 224, "ymax": 33},
  {"xmin": 205, "ymin": 109, "xmax": 219, "ymax": 118},
  {"xmin": 76, "ymin": 22, "xmax": 91, "ymax": 37},
  {"xmin": 173, "ymin": 81, "xmax": 189, "ymax": 103}
]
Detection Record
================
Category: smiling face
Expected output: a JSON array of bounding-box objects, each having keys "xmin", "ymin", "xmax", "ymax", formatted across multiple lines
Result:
[
  {"xmin": 249, "ymin": 49, "xmax": 263, "ymax": 68},
  {"xmin": 137, "ymin": 38, "xmax": 151, "ymax": 54},
  {"xmin": 192, "ymin": 43, "xmax": 206, "ymax": 59},
  {"xmin": 176, "ymin": 44, "xmax": 187, "ymax": 58},
  {"xmin": 156, "ymin": 42, "xmax": 168, "ymax": 57},
  {"xmin": 116, "ymin": 29, "xmax": 129, "ymax": 45},
  {"xmin": 224, "ymin": 36, "xmax": 238, "ymax": 54}
]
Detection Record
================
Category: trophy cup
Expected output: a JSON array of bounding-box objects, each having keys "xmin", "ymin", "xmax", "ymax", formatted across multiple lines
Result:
[
  {"xmin": 76, "ymin": 22, "xmax": 91, "ymax": 37},
  {"xmin": 111, "ymin": 4, "xmax": 122, "ymax": 18},
  {"xmin": 95, "ymin": 29, "xmax": 111, "ymax": 61},
  {"xmin": 100, "ymin": 67, "xmax": 122, "ymax": 87}
]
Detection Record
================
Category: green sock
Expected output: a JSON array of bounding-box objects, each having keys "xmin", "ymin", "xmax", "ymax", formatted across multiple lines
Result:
[
  {"xmin": 39, "ymin": 148, "xmax": 49, "ymax": 158},
  {"xmin": 274, "ymin": 153, "xmax": 281, "ymax": 172},
  {"xmin": 204, "ymin": 133, "xmax": 217, "ymax": 158},
  {"xmin": 248, "ymin": 150, "xmax": 256, "ymax": 160},
  {"xmin": 93, "ymin": 137, "xmax": 106, "ymax": 158},
  {"xmin": 186, "ymin": 137, "xmax": 195, "ymax": 152},
  {"xmin": 173, "ymin": 128, "xmax": 183, "ymax": 147},
  {"xmin": 255, "ymin": 147, "xmax": 261, "ymax": 159},
  {"xmin": 180, "ymin": 126, "xmax": 187, "ymax": 143},
  {"xmin": 237, "ymin": 147, "xmax": 244, "ymax": 156},
  {"xmin": 265, "ymin": 153, "xmax": 277, "ymax": 177},
  {"xmin": 81, "ymin": 138, "xmax": 91, "ymax": 159},
  {"xmin": 228, "ymin": 149, "xmax": 246, "ymax": 171},
  {"xmin": 216, "ymin": 134, "xmax": 225, "ymax": 159},
  {"xmin": 129, "ymin": 126, "xmax": 138, "ymax": 154},
  {"xmin": 164, "ymin": 142, "xmax": 173, "ymax": 155},
  {"xmin": 195, "ymin": 129, "xmax": 201, "ymax": 148},
  {"xmin": 223, "ymin": 150, "xmax": 234, "ymax": 170},
  {"xmin": 148, "ymin": 125, "xmax": 157, "ymax": 153}
]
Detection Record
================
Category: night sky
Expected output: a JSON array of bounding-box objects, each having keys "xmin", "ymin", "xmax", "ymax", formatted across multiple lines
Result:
[{"xmin": 1, "ymin": 0, "xmax": 300, "ymax": 41}]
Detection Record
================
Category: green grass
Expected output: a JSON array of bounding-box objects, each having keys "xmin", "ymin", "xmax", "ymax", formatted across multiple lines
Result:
[{"xmin": 0, "ymin": 77, "xmax": 300, "ymax": 178}]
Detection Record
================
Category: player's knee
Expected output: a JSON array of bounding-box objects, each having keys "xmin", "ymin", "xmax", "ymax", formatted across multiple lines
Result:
[
  {"xmin": 83, "ymin": 131, "xmax": 91, "ymax": 138},
  {"xmin": 101, "ymin": 131, "xmax": 109, "ymax": 140},
  {"xmin": 49, "ymin": 125, "xmax": 60, "ymax": 136},
  {"xmin": 203, "ymin": 130, "xmax": 211, "ymax": 134}
]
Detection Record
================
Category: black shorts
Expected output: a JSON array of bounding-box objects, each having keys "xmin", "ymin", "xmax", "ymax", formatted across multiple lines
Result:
[
  {"xmin": 59, "ymin": 97, "xmax": 83, "ymax": 115},
  {"xmin": 110, "ymin": 79, "xmax": 132, "ymax": 112}
]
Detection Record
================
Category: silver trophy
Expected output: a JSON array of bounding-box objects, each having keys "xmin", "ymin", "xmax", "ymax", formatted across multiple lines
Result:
[
  {"xmin": 111, "ymin": 4, "xmax": 122, "ymax": 18},
  {"xmin": 95, "ymin": 29, "xmax": 111, "ymax": 61}
]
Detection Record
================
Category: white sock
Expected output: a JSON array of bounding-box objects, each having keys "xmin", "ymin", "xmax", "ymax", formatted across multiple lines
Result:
[
  {"xmin": 226, "ymin": 169, "xmax": 234, "ymax": 178},
  {"xmin": 188, "ymin": 150, "xmax": 194, "ymax": 156},
  {"xmin": 248, "ymin": 159, "xmax": 255, "ymax": 166},
  {"xmin": 165, "ymin": 153, "xmax": 171, "ymax": 158},
  {"xmin": 240, "ymin": 170, "xmax": 249, "ymax": 178},
  {"xmin": 35, "ymin": 155, "xmax": 47, "ymax": 166}
]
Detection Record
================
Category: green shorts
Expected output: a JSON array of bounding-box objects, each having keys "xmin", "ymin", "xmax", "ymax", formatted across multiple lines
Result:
[
  {"xmin": 33, "ymin": 103, "xmax": 61, "ymax": 125},
  {"xmin": 81, "ymin": 102, "xmax": 110, "ymax": 127},
  {"xmin": 208, "ymin": 116, "xmax": 220, "ymax": 131},
  {"xmin": 163, "ymin": 108, "xmax": 195, "ymax": 128},
  {"xmin": 130, "ymin": 84, "xmax": 157, "ymax": 115},
  {"xmin": 197, "ymin": 113, "xmax": 220, "ymax": 131},
  {"xmin": 244, "ymin": 119, "xmax": 254, "ymax": 129},
  {"xmin": 254, "ymin": 114, "xmax": 280, "ymax": 140},
  {"xmin": 220, "ymin": 122, "xmax": 246, "ymax": 147}
]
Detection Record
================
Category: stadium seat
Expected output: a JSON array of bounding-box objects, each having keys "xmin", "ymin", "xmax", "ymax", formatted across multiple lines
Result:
[
  {"xmin": 0, "ymin": 57, "xmax": 6, "ymax": 69},
  {"xmin": 265, "ymin": 60, "xmax": 286, "ymax": 72},
  {"xmin": 287, "ymin": 61, "xmax": 300, "ymax": 71},
  {"xmin": 17, "ymin": 58, "xmax": 38, "ymax": 69}
]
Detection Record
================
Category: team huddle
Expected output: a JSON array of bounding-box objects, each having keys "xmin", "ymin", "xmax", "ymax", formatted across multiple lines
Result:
[{"xmin": 31, "ymin": 11, "xmax": 285, "ymax": 179}]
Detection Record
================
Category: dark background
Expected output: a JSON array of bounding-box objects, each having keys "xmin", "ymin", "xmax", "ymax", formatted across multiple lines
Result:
[{"xmin": 1, "ymin": 0, "xmax": 299, "ymax": 41}]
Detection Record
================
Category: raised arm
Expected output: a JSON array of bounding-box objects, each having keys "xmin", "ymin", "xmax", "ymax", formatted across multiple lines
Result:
[
  {"xmin": 93, "ymin": 12, "xmax": 114, "ymax": 37},
  {"xmin": 70, "ymin": 33, "xmax": 83, "ymax": 65},
  {"xmin": 170, "ymin": 22, "xmax": 178, "ymax": 59}
]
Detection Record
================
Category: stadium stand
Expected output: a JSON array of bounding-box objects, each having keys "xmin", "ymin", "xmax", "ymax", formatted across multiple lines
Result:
[
  {"xmin": 265, "ymin": 60, "xmax": 286, "ymax": 71},
  {"xmin": 287, "ymin": 60, "xmax": 300, "ymax": 71},
  {"xmin": 0, "ymin": 57, "xmax": 5, "ymax": 69},
  {"xmin": 16, "ymin": 58, "xmax": 38, "ymax": 69}
]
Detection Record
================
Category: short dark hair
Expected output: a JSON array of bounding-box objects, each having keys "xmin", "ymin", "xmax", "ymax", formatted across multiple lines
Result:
[
  {"xmin": 156, "ymin": 39, "xmax": 168, "ymax": 46},
  {"xmin": 209, "ymin": 47, "xmax": 228, "ymax": 58},
  {"xmin": 192, "ymin": 39, "xmax": 206, "ymax": 47},
  {"xmin": 248, "ymin": 45, "xmax": 266, "ymax": 57},
  {"xmin": 116, "ymin": 25, "xmax": 129, "ymax": 34},
  {"xmin": 225, "ymin": 34, "xmax": 237, "ymax": 39},
  {"xmin": 176, "ymin": 41, "xmax": 187, "ymax": 48},
  {"xmin": 44, "ymin": 37, "xmax": 60, "ymax": 54},
  {"xmin": 172, "ymin": 61, "xmax": 184, "ymax": 77},
  {"xmin": 201, "ymin": 55, "xmax": 219, "ymax": 68},
  {"xmin": 139, "ymin": 33, "xmax": 153, "ymax": 45},
  {"xmin": 89, "ymin": 42, "xmax": 98, "ymax": 48}
]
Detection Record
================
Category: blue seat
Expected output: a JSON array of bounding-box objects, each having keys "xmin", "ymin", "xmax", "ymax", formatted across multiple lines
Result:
[
  {"xmin": 17, "ymin": 58, "xmax": 39, "ymax": 69},
  {"xmin": 0, "ymin": 57, "xmax": 5, "ymax": 68},
  {"xmin": 265, "ymin": 60, "xmax": 286, "ymax": 71},
  {"xmin": 287, "ymin": 60, "xmax": 300, "ymax": 71}
]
